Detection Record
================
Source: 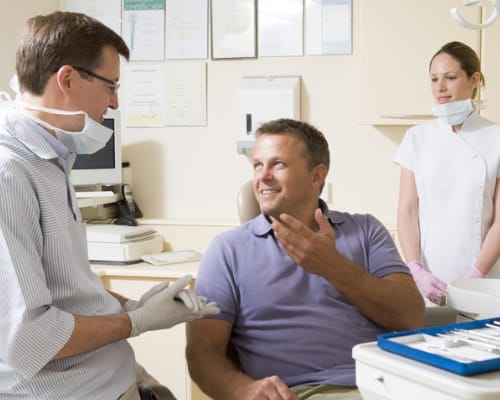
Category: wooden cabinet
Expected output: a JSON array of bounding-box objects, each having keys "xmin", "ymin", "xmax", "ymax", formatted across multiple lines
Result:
[
  {"xmin": 359, "ymin": 0, "xmax": 481, "ymax": 125},
  {"xmin": 95, "ymin": 262, "xmax": 206, "ymax": 400},
  {"xmin": 103, "ymin": 276, "xmax": 191, "ymax": 400}
]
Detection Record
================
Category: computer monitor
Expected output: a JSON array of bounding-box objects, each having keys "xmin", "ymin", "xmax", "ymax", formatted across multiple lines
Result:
[{"xmin": 70, "ymin": 109, "xmax": 122, "ymax": 188}]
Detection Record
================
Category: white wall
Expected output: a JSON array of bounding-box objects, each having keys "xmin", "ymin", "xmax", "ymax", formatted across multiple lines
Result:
[
  {"xmin": 0, "ymin": 1, "xmax": 407, "ymax": 229},
  {"xmin": 0, "ymin": 0, "xmax": 59, "ymax": 95},
  {"xmin": 119, "ymin": 2, "xmax": 407, "ymax": 228}
]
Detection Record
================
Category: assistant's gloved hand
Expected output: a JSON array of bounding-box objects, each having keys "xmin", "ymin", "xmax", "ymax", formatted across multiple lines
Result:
[
  {"xmin": 127, "ymin": 274, "xmax": 220, "ymax": 337},
  {"xmin": 462, "ymin": 265, "xmax": 485, "ymax": 279},
  {"xmin": 122, "ymin": 280, "xmax": 171, "ymax": 312},
  {"xmin": 407, "ymin": 261, "xmax": 447, "ymax": 304}
]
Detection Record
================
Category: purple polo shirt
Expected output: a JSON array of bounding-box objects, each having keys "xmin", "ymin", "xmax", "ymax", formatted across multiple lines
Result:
[{"xmin": 194, "ymin": 203, "xmax": 409, "ymax": 387}]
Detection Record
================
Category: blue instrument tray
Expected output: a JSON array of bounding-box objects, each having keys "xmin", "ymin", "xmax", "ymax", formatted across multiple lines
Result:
[{"xmin": 378, "ymin": 317, "xmax": 500, "ymax": 376}]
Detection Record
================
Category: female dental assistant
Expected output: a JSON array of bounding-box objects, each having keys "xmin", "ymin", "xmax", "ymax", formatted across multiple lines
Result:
[{"xmin": 394, "ymin": 41, "xmax": 500, "ymax": 305}]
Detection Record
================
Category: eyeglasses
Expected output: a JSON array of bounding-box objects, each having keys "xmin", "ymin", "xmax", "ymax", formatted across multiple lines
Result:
[{"xmin": 72, "ymin": 66, "xmax": 120, "ymax": 94}]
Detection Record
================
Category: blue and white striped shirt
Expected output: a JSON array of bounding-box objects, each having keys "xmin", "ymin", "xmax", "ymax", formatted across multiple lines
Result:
[{"xmin": 0, "ymin": 103, "xmax": 135, "ymax": 399}]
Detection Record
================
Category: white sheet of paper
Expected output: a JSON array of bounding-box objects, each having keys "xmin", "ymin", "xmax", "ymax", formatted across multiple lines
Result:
[
  {"xmin": 123, "ymin": 0, "xmax": 165, "ymax": 61},
  {"xmin": 258, "ymin": 0, "xmax": 303, "ymax": 57},
  {"xmin": 63, "ymin": 0, "xmax": 121, "ymax": 34},
  {"xmin": 123, "ymin": 64, "xmax": 166, "ymax": 127},
  {"xmin": 165, "ymin": 62, "xmax": 207, "ymax": 126},
  {"xmin": 166, "ymin": 0, "xmax": 208, "ymax": 60},
  {"xmin": 305, "ymin": 0, "xmax": 352, "ymax": 55},
  {"xmin": 211, "ymin": 0, "xmax": 256, "ymax": 59}
]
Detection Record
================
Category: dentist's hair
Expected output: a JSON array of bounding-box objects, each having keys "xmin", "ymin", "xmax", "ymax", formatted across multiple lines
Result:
[
  {"xmin": 429, "ymin": 41, "xmax": 484, "ymax": 99},
  {"xmin": 16, "ymin": 11, "xmax": 129, "ymax": 95},
  {"xmin": 255, "ymin": 118, "xmax": 330, "ymax": 172}
]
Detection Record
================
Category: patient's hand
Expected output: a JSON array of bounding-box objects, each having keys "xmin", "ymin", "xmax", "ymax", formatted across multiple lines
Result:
[
  {"xmin": 236, "ymin": 376, "xmax": 298, "ymax": 400},
  {"xmin": 271, "ymin": 208, "xmax": 342, "ymax": 277}
]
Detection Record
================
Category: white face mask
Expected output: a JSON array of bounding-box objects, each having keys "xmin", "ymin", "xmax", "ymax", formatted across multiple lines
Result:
[
  {"xmin": 20, "ymin": 103, "xmax": 113, "ymax": 154},
  {"xmin": 431, "ymin": 98, "xmax": 474, "ymax": 126}
]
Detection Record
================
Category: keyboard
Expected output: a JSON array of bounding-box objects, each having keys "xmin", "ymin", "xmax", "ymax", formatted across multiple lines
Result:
[
  {"xmin": 141, "ymin": 250, "xmax": 202, "ymax": 266},
  {"xmin": 75, "ymin": 191, "xmax": 114, "ymax": 198}
]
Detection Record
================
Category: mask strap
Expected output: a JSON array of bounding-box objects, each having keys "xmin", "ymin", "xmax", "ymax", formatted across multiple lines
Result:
[
  {"xmin": 0, "ymin": 92, "xmax": 12, "ymax": 102},
  {"xmin": 20, "ymin": 102, "xmax": 84, "ymax": 117},
  {"xmin": 472, "ymin": 99, "xmax": 485, "ymax": 110}
]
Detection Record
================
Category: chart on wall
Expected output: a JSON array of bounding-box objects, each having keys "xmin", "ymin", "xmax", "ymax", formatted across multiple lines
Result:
[
  {"xmin": 122, "ymin": 0, "xmax": 165, "ymax": 61},
  {"xmin": 305, "ymin": 0, "xmax": 352, "ymax": 55},
  {"xmin": 63, "ymin": 0, "xmax": 121, "ymax": 34},
  {"xmin": 210, "ymin": 0, "xmax": 257, "ymax": 59}
]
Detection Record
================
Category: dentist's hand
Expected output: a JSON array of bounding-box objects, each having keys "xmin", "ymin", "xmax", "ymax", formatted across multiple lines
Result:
[
  {"xmin": 127, "ymin": 275, "xmax": 220, "ymax": 337},
  {"xmin": 407, "ymin": 261, "xmax": 447, "ymax": 304},
  {"xmin": 122, "ymin": 280, "xmax": 171, "ymax": 312}
]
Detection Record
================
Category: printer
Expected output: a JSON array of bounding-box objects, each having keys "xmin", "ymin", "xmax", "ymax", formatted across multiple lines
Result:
[{"xmin": 86, "ymin": 224, "xmax": 163, "ymax": 264}]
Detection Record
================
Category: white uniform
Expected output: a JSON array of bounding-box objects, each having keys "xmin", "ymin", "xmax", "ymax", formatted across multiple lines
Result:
[{"xmin": 394, "ymin": 112, "xmax": 500, "ymax": 283}]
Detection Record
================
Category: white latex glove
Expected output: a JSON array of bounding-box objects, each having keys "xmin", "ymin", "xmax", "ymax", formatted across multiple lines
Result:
[
  {"xmin": 127, "ymin": 274, "xmax": 220, "ymax": 337},
  {"xmin": 122, "ymin": 280, "xmax": 171, "ymax": 312}
]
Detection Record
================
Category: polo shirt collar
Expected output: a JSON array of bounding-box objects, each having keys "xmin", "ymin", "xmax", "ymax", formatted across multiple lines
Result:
[{"xmin": 249, "ymin": 199, "xmax": 346, "ymax": 236}]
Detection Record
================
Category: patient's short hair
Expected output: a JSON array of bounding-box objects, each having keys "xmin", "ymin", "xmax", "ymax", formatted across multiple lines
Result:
[{"xmin": 255, "ymin": 119, "xmax": 330, "ymax": 172}]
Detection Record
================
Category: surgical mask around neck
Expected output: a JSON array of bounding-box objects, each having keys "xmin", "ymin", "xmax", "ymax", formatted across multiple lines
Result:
[
  {"xmin": 0, "ymin": 74, "xmax": 21, "ymax": 103},
  {"xmin": 431, "ymin": 98, "xmax": 474, "ymax": 126},
  {"xmin": 21, "ymin": 103, "xmax": 113, "ymax": 154}
]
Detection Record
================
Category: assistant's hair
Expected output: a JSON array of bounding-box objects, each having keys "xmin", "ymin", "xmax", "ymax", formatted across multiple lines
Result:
[
  {"xmin": 255, "ymin": 118, "xmax": 330, "ymax": 172},
  {"xmin": 429, "ymin": 41, "xmax": 484, "ymax": 98},
  {"xmin": 16, "ymin": 11, "xmax": 130, "ymax": 95}
]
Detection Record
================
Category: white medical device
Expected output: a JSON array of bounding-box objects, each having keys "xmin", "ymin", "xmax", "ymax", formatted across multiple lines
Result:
[
  {"xmin": 447, "ymin": 278, "xmax": 500, "ymax": 320},
  {"xmin": 451, "ymin": 0, "xmax": 499, "ymax": 29},
  {"xmin": 235, "ymin": 75, "xmax": 301, "ymax": 158}
]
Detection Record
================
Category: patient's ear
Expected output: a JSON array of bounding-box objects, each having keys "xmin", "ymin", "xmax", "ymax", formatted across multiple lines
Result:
[{"xmin": 312, "ymin": 163, "xmax": 328, "ymax": 189}]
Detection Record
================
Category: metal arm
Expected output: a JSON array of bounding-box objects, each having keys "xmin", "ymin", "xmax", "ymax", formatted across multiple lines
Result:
[{"xmin": 451, "ymin": 0, "xmax": 499, "ymax": 29}]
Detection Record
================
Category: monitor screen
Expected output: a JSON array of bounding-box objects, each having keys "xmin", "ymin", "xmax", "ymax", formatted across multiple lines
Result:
[{"xmin": 70, "ymin": 109, "xmax": 122, "ymax": 187}]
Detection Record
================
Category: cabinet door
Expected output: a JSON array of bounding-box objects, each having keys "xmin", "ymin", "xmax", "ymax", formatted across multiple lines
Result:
[
  {"xmin": 359, "ymin": 0, "xmax": 480, "ymax": 125},
  {"xmin": 103, "ymin": 277, "xmax": 190, "ymax": 400},
  {"xmin": 481, "ymin": 17, "xmax": 500, "ymax": 121}
]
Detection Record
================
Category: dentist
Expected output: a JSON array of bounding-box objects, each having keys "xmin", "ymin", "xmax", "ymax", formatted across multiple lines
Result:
[
  {"xmin": 0, "ymin": 11, "xmax": 218, "ymax": 400},
  {"xmin": 394, "ymin": 41, "xmax": 500, "ymax": 305}
]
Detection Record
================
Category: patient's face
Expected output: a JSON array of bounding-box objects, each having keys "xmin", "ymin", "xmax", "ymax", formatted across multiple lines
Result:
[{"xmin": 252, "ymin": 133, "xmax": 316, "ymax": 219}]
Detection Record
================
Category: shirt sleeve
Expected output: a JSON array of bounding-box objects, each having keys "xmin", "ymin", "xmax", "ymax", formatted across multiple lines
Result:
[
  {"xmin": 194, "ymin": 234, "xmax": 239, "ymax": 324},
  {"xmin": 364, "ymin": 214, "xmax": 410, "ymax": 277},
  {"xmin": 0, "ymin": 166, "xmax": 74, "ymax": 379},
  {"xmin": 393, "ymin": 127, "xmax": 416, "ymax": 172}
]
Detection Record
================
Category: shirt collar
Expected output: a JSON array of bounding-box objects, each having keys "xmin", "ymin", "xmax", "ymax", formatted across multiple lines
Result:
[
  {"xmin": 5, "ymin": 106, "xmax": 75, "ymax": 172},
  {"xmin": 248, "ymin": 198, "xmax": 346, "ymax": 236}
]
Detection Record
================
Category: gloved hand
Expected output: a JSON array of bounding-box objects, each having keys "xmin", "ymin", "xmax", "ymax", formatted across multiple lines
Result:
[
  {"xmin": 122, "ymin": 280, "xmax": 171, "ymax": 312},
  {"xmin": 407, "ymin": 261, "xmax": 447, "ymax": 304},
  {"xmin": 462, "ymin": 265, "xmax": 485, "ymax": 279},
  {"xmin": 127, "ymin": 274, "xmax": 220, "ymax": 337}
]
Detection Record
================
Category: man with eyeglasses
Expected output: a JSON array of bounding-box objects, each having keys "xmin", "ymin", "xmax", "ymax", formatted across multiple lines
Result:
[{"xmin": 0, "ymin": 11, "xmax": 219, "ymax": 400}]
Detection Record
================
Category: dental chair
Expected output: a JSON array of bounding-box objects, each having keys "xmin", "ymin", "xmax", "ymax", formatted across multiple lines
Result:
[
  {"xmin": 236, "ymin": 180, "xmax": 456, "ymax": 327},
  {"xmin": 237, "ymin": 180, "xmax": 260, "ymax": 224}
]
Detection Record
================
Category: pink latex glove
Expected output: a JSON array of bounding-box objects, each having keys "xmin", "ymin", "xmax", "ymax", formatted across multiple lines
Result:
[
  {"xmin": 462, "ymin": 265, "xmax": 485, "ymax": 279},
  {"xmin": 407, "ymin": 261, "xmax": 447, "ymax": 304}
]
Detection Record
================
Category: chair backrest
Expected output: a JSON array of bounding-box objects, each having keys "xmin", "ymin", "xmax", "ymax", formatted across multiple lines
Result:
[{"xmin": 237, "ymin": 180, "xmax": 260, "ymax": 223}]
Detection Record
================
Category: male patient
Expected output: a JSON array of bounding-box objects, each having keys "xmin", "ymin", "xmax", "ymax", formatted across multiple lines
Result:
[{"xmin": 186, "ymin": 119, "xmax": 425, "ymax": 400}]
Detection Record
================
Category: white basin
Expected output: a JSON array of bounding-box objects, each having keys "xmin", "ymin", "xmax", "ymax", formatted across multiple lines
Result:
[{"xmin": 448, "ymin": 279, "xmax": 500, "ymax": 320}]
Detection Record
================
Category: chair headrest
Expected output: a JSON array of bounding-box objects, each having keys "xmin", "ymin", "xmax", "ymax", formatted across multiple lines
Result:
[{"xmin": 237, "ymin": 180, "xmax": 260, "ymax": 223}]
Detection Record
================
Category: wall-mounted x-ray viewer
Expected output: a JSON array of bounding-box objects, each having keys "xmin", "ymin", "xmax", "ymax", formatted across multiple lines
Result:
[{"xmin": 235, "ymin": 75, "xmax": 301, "ymax": 158}]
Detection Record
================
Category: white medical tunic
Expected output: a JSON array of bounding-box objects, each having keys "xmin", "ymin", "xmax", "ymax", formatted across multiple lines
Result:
[{"xmin": 394, "ymin": 112, "xmax": 500, "ymax": 283}]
